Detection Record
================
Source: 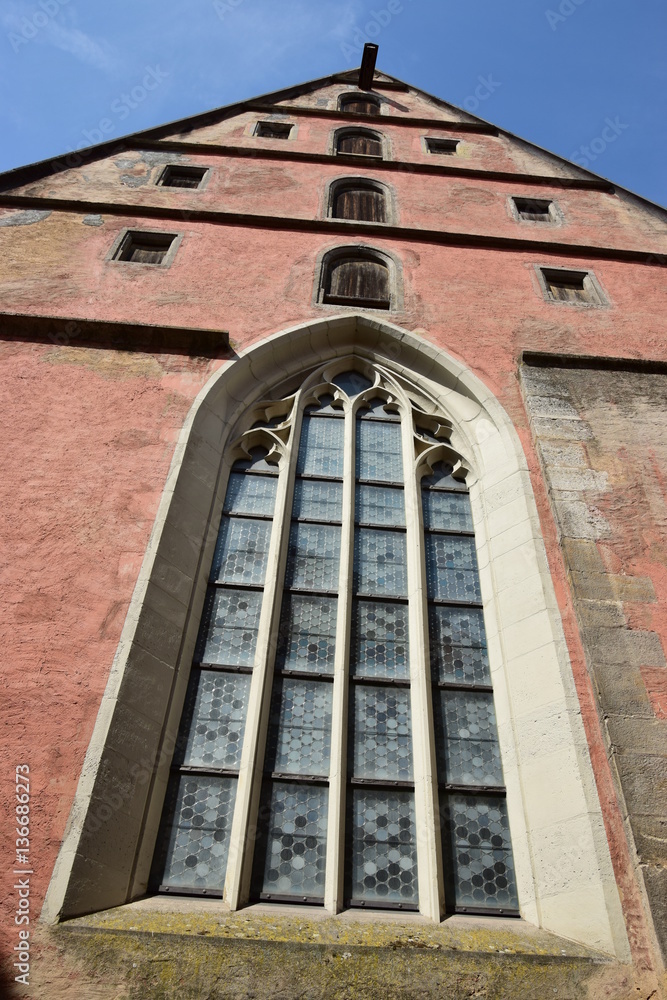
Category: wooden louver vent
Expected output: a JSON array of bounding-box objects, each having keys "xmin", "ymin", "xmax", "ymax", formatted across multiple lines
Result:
[
  {"xmin": 324, "ymin": 257, "xmax": 390, "ymax": 308},
  {"xmin": 515, "ymin": 198, "xmax": 552, "ymax": 222},
  {"xmin": 337, "ymin": 131, "xmax": 382, "ymax": 158},
  {"xmin": 333, "ymin": 186, "xmax": 387, "ymax": 223},
  {"xmin": 158, "ymin": 165, "xmax": 206, "ymax": 189},
  {"xmin": 340, "ymin": 96, "xmax": 380, "ymax": 116},
  {"xmin": 114, "ymin": 231, "xmax": 176, "ymax": 265},
  {"xmin": 543, "ymin": 269, "xmax": 597, "ymax": 303}
]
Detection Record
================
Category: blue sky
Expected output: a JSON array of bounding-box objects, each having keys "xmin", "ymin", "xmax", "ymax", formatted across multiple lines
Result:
[{"xmin": 0, "ymin": 0, "xmax": 665, "ymax": 205}]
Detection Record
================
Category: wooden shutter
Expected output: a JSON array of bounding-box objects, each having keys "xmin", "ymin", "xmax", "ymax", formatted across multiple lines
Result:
[
  {"xmin": 341, "ymin": 97, "xmax": 380, "ymax": 116},
  {"xmin": 519, "ymin": 200, "xmax": 550, "ymax": 221},
  {"xmin": 326, "ymin": 258, "xmax": 390, "ymax": 306},
  {"xmin": 128, "ymin": 243, "xmax": 168, "ymax": 264},
  {"xmin": 333, "ymin": 187, "xmax": 386, "ymax": 223},
  {"xmin": 548, "ymin": 280, "xmax": 589, "ymax": 302},
  {"xmin": 337, "ymin": 132, "xmax": 382, "ymax": 157}
]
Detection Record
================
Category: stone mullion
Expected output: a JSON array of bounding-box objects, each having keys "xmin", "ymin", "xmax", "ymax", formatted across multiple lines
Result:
[
  {"xmin": 224, "ymin": 412, "xmax": 302, "ymax": 910},
  {"xmin": 403, "ymin": 417, "xmax": 445, "ymax": 922},
  {"xmin": 324, "ymin": 403, "xmax": 354, "ymax": 913}
]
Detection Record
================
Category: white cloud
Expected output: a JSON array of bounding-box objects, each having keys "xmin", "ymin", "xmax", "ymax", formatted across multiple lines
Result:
[{"xmin": 43, "ymin": 21, "xmax": 118, "ymax": 72}]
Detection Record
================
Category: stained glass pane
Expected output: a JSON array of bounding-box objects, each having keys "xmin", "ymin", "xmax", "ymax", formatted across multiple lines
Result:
[
  {"xmin": 276, "ymin": 594, "xmax": 337, "ymax": 674},
  {"xmin": 422, "ymin": 490, "xmax": 473, "ymax": 532},
  {"xmin": 332, "ymin": 370, "xmax": 373, "ymax": 397},
  {"xmin": 354, "ymin": 528, "xmax": 407, "ymax": 597},
  {"xmin": 293, "ymin": 480, "xmax": 343, "ymax": 521},
  {"xmin": 356, "ymin": 485, "xmax": 405, "ymax": 527},
  {"xmin": 265, "ymin": 678, "xmax": 332, "ymax": 776},
  {"xmin": 351, "ymin": 600, "xmax": 409, "ymax": 680},
  {"xmin": 350, "ymin": 685, "xmax": 412, "ymax": 780},
  {"xmin": 297, "ymin": 415, "xmax": 344, "ymax": 477},
  {"xmin": 347, "ymin": 790, "xmax": 418, "ymax": 904},
  {"xmin": 211, "ymin": 518, "xmax": 272, "ymax": 585},
  {"xmin": 429, "ymin": 607, "xmax": 490, "ymax": 685},
  {"xmin": 176, "ymin": 671, "xmax": 250, "ymax": 770},
  {"xmin": 425, "ymin": 534, "xmax": 481, "ymax": 602},
  {"xmin": 252, "ymin": 782, "xmax": 328, "ymax": 899},
  {"xmin": 433, "ymin": 690, "xmax": 503, "ymax": 787},
  {"xmin": 286, "ymin": 523, "xmax": 340, "ymax": 592},
  {"xmin": 157, "ymin": 774, "xmax": 236, "ymax": 891},
  {"xmin": 196, "ymin": 589, "xmax": 262, "ymax": 667},
  {"xmin": 224, "ymin": 473, "xmax": 277, "ymax": 516},
  {"xmin": 440, "ymin": 794, "xmax": 518, "ymax": 911},
  {"xmin": 356, "ymin": 419, "xmax": 403, "ymax": 483}
]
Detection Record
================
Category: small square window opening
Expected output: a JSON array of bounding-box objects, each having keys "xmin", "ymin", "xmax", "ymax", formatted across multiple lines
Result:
[
  {"xmin": 425, "ymin": 138, "xmax": 459, "ymax": 155},
  {"xmin": 514, "ymin": 197, "xmax": 554, "ymax": 222},
  {"xmin": 113, "ymin": 231, "xmax": 178, "ymax": 265},
  {"xmin": 541, "ymin": 268, "xmax": 603, "ymax": 305},
  {"xmin": 255, "ymin": 122, "xmax": 293, "ymax": 139},
  {"xmin": 158, "ymin": 165, "xmax": 207, "ymax": 189}
]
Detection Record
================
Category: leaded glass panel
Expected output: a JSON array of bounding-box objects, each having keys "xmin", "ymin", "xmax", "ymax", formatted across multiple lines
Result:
[
  {"xmin": 350, "ymin": 685, "xmax": 412, "ymax": 780},
  {"xmin": 421, "ymin": 464, "xmax": 467, "ymax": 491},
  {"xmin": 157, "ymin": 774, "xmax": 237, "ymax": 891},
  {"xmin": 440, "ymin": 794, "xmax": 518, "ymax": 911},
  {"xmin": 297, "ymin": 415, "xmax": 344, "ymax": 477},
  {"xmin": 355, "ymin": 485, "xmax": 405, "ymax": 526},
  {"xmin": 275, "ymin": 594, "xmax": 337, "ymax": 674},
  {"xmin": 354, "ymin": 528, "xmax": 407, "ymax": 597},
  {"xmin": 425, "ymin": 534, "xmax": 481, "ymax": 602},
  {"xmin": 252, "ymin": 782, "xmax": 328, "ymax": 899},
  {"xmin": 265, "ymin": 678, "xmax": 332, "ymax": 776},
  {"xmin": 223, "ymin": 473, "xmax": 277, "ymax": 516},
  {"xmin": 356, "ymin": 419, "xmax": 403, "ymax": 483},
  {"xmin": 350, "ymin": 600, "xmax": 409, "ymax": 680},
  {"xmin": 286, "ymin": 523, "xmax": 341, "ymax": 592},
  {"xmin": 211, "ymin": 518, "xmax": 273, "ymax": 585},
  {"xmin": 176, "ymin": 671, "xmax": 251, "ymax": 769},
  {"xmin": 428, "ymin": 606, "xmax": 490, "ymax": 685},
  {"xmin": 433, "ymin": 690, "xmax": 503, "ymax": 787},
  {"xmin": 332, "ymin": 371, "xmax": 373, "ymax": 397},
  {"xmin": 422, "ymin": 490, "xmax": 473, "ymax": 532},
  {"xmin": 293, "ymin": 480, "xmax": 343, "ymax": 521},
  {"xmin": 347, "ymin": 790, "xmax": 418, "ymax": 904},
  {"xmin": 196, "ymin": 589, "xmax": 262, "ymax": 666}
]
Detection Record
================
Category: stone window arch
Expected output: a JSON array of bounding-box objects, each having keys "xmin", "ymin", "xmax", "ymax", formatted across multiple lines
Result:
[
  {"xmin": 319, "ymin": 248, "xmax": 393, "ymax": 309},
  {"xmin": 334, "ymin": 127, "xmax": 385, "ymax": 159},
  {"xmin": 328, "ymin": 178, "xmax": 390, "ymax": 224},
  {"xmin": 339, "ymin": 93, "xmax": 381, "ymax": 116}
]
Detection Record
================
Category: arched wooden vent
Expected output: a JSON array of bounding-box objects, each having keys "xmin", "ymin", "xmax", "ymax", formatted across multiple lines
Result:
[
  {"xmin": 336, "ymin": 130, "xmax": 383, "ymax": 158},
  {"xmin": 340, "ymin": 94, "xmax": 381, "ymax": 116},
  {"xmin": 323, "ymin": 254, "xmax": 390, "ymax": 309},
  {"xmin": 332, "ymin": 184, "xmax": 387, "ymax": 223}
]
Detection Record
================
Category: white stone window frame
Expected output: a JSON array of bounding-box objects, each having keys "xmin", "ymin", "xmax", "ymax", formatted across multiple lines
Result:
[
  {"xmin": 314, "ymin": 245, "xmax": 402, "ymax": 312},
  {"xmin": 42, "ymin": 314, "xmax": 629, "ymax": 962},
  {"xmin": 509, "ymin": 195, "xmax": 563, "ymax": 226}
]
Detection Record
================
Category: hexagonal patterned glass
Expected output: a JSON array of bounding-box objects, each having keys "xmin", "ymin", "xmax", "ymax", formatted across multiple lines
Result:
[
  {"xmin": 158, "ymin": 774, "xmax": 237, "ymax": 891},
  {"xmin": 196, "ymin": 589, "xmax": 262, "ymax": 667},
  {"xmin": 425, "ymin": 535, "xmax": 481, "ymax": 602},
  {"xmin": 355, "ymin": 485, "xmax": 405, "ymax": 527},
  {"xmin": 275, "ymin": 594, "xmax": 337, "ymax": 674},
  {"xmin": 293, "ymin": 480, "xmax": 343, "ymax": 521},
  {"xmin": 356, "ymin": 418, "xmax": 403, "ymax": 483},
  {"xmin": 354, "ymin": 528, "xmax": 407, "ymax": 597},
  {"xmin": 433, "ymin": 690, "xmax": 503, "ymax": 787},
  {"xmin": 347, "ymin": 790, "xmax": 418, "ymax": 904},
  {"xmin": 440, "ymin": 794, "xmax": 518, "ymax": 911},
  {"xmin": 265, "ymin": 678, "xmax": 332, "ymax": 776},
  {"xmin": 211, "ymin": 518, "xmax": 273, "ymax": 585},
  {"xmin": 350, "ymin": 600, "xmax": 409, "ymax": 680},
  {"xmin": 350, "ymin": 685, "xmax": 413, "ymax": 780},
  {"xmin": 428, "ymin": 606, "xmax": 490, "ymax": 685},
  {"xmin": 297, "ymin": 415, "xmax": 344, "ymax": 477},
  {"xmin": 422, "ymin": 490, "xmax": 473, "ymax": 532},
  {"xmin": 252, "ymin": 782, "xmax": 328, "ymax": 899},
  {"xmin": 223, "ymin": 473, "xmax": 277, "ymax": 516},
  {"xmin": 175, "ymin": 671, "xmax": 251, "ymax": 770},
  {"xmin": 286, "ymin": 523, "xmax": 340, "ymax": 592}
]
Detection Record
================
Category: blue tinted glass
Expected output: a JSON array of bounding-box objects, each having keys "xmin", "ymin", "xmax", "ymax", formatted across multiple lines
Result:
[
  {"xmin": 224, "ymin": 473, "xmax": 277, "ymax": 516},
  {"xmin": 293, "ymin": 480, "xmax": 343, "ymax": 521},
  {"xmin": 350, "ymin": 684, "xmax": 413, "ymax": 780},
  {"xmin": 176, "ymin": 670, "xmax": 250, "ymax": 770},
  {"xmin": 297, "ymin": 416, "xmax": 344, "ymax": 477},
  {"xmin": 355, "ymin": 485, "xmax": 405, "ymax": 526},
  {"xmin": 425, "ymin": 534, "xmax": 481, "ymax": 602},
  {"xmin": 354, "ymin": 528, "xmax": 407, "ymax": 597},
  {"xmin": 356, "ymin": 419, "xmax": 403, "ymax": 483},
  {"xmin": 265, "ymin": 678, "xmax": 332, "ymax": 776},
  {"xmin": 196, "ymin": 589, "xmax": 262, "ymax": 667},
  {"xmin": 347, "ymin": 790, "xmax": 418, "ymax": 904},
  {"xmin": 428, "ymin": 606, "xmax": 490, "ymax": 685},
  {"xmin": 332, "ymin": 370, "xmax": 373, "ymax": 397},
  {"xmin": 421, "ymin": 463, "xmax": 467, "ymax": 490},
  {"xmin": 440, "ymin": 794, "xmax": 518, "ymax": 911},
  {"xmin": 211, "ymin": 518, "xmax": 272, "ymax": 585},
  {"xmin": 351, "ymin": 600, "xmax": 409, "ymax": 680},
  {"xmin": 422, "ymin": 491, "xmax": 473, "ymax": 532},
  {"xmin": 286, "ymin": 523, "xmax": 341, "ymax": 592},
  {"xmin": 433, "ymin": 690, "xmax": 503, "ymax": 787},
  {"xmin": 276, "ymin": 594, "xmax": 337, "ymax": 674},
  {"xmin": 252, "ymin": 782, "xmax": 328, "ymax": 899}
]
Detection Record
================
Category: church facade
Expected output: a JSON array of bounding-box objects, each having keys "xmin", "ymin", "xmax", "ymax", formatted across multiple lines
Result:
[{"xmin": 1, "ymin": 48, "xmax": 666, "ymax": 998}]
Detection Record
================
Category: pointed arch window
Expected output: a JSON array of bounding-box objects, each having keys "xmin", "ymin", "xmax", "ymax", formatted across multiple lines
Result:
[
  {"xmin": 321, "ymin": 249, "xmax": 392, "ymax": 309},
  {"xmin": 151, "ymin": 362, "xmax": 519, "ymax": 917},
  {"xmin": 330, "ymin": 180, "xmax": 388, "ymax": 224},
  {"xmin": 335, "ymin": 128, "xmax": 384, "ymax": 159},
  {"xmin": 339, "ymin": 93, "xmax": 381, "ymax": 116}
]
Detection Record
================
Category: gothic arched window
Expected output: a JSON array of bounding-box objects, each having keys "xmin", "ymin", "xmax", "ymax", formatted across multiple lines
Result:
[
  {"xmin": 335, "ymin": 128, "xmax": 384, "ymax": 158},
  {"xmin": 330, "ymin": 180, "xmax": 388, "ymax": 224},
  {"xmin": 151, "ymin": 362, "xmax": 519, "ymax": 917},
  {"xmin": 339, "ymin": 93, "xmax": 381, "ymax": 116}
]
